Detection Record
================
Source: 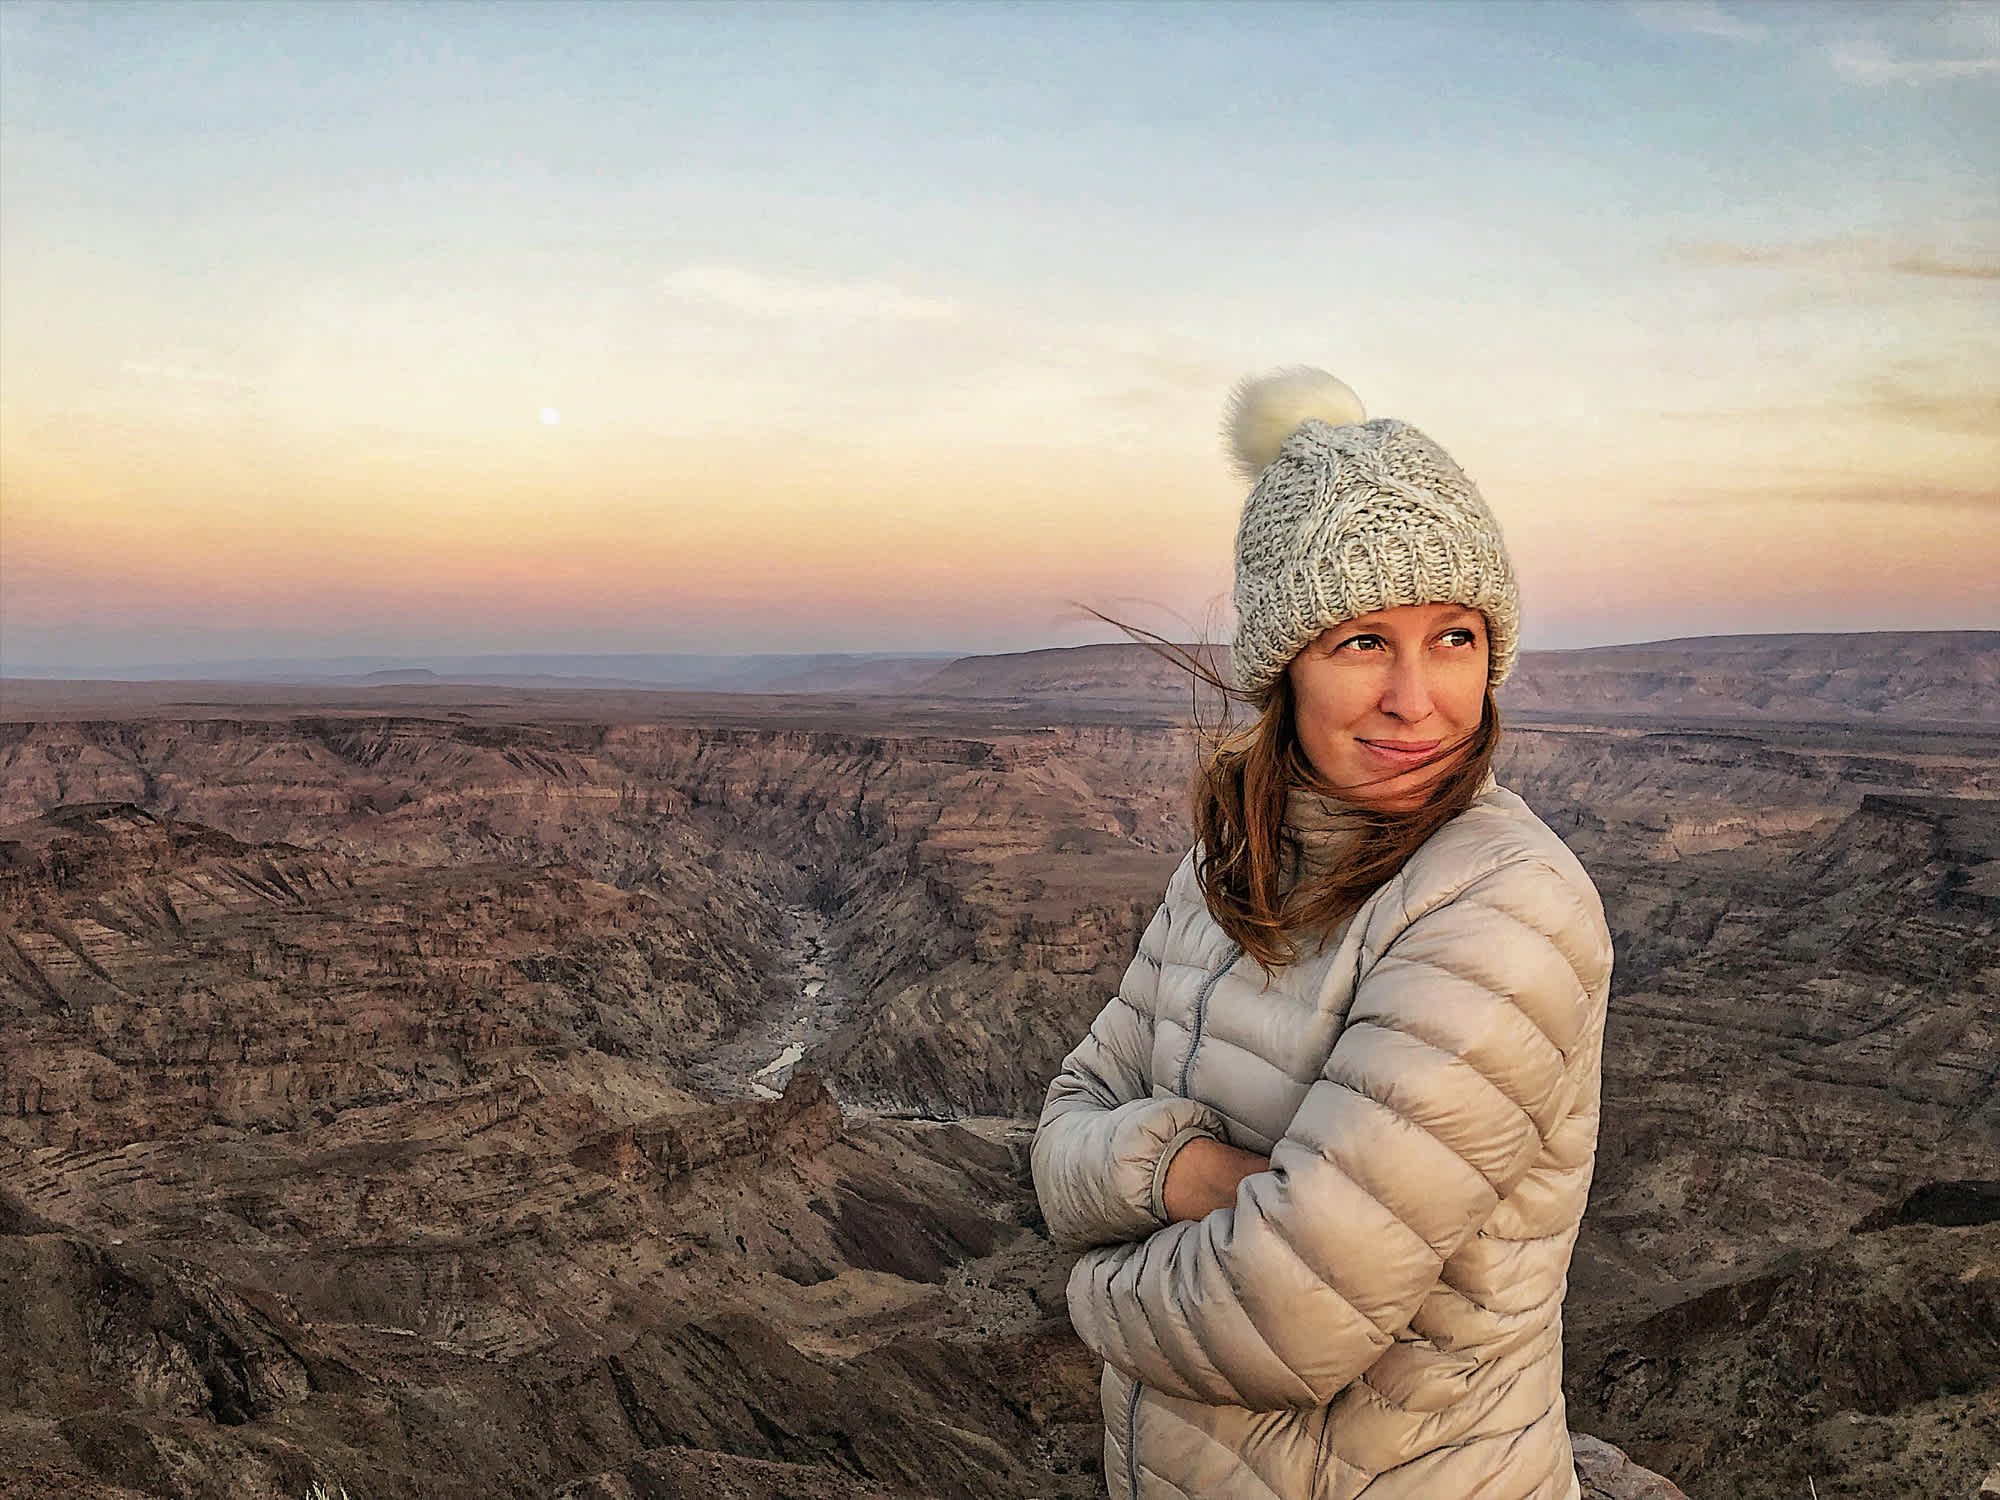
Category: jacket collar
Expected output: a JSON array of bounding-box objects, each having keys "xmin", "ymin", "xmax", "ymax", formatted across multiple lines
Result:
[{"xmin": 1282, "ymin": 787, "xmax": 1365, "ymax": 890}]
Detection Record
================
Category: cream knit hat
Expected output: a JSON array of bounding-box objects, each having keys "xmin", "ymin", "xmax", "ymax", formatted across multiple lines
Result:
[{"xmin": 1225, "ymin": 367, "xmax": 1520, "ymax": 696}]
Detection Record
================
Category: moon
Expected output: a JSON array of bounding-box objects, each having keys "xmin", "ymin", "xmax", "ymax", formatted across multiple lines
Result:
[{"xmin": 540, "ymin": 407, "xmax": 561, "ymax": 425}]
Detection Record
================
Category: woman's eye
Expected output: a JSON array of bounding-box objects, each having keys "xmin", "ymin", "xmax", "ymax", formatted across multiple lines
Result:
[
  {"xmin": 1336, "ymin": 634, "xmax": 1385, "ymax": 652},
  {"xmin": 1439, "ymin": 629, "xmax": 1477, "ymax": 648}
]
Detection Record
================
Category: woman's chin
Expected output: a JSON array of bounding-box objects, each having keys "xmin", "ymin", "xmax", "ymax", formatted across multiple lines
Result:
[{"xmin": 1331, "ymin": 762, "xmax": 1453, "ymax": 812}]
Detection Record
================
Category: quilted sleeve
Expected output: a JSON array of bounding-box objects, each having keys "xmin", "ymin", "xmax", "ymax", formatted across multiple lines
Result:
[
  {"xmin": 1063, "ymin": 856, "xmax": 1610, "ymax": 1409},
  {"xmin": 1033, "ymin": 899, "xmax": 1230, "ymax": 1251}
]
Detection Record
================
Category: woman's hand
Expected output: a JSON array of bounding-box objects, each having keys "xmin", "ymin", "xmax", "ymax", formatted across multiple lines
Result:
[{"xmin": 1162, "ymin": 1137, "xmax": 1270, "ymax": 1222}]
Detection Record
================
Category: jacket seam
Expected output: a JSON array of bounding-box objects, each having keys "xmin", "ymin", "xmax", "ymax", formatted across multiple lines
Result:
[
  {"xmin": 1361, "ymin": 945, "xmax": 1584, "ymax": 1064},
  {"xmin": 1125, "ymin": 1374, "xmax": 1142, "ymax": 1500},
  {"xmin": 1312, "ymin": 1397, "xmax": 1338, "ymax": 1481},
  {"xmin": 1175, "ymin": 944, "xmax": 1241, "ymax": 1097},
  {"xmin": 1418, "ymin": 886, "xmax": 1598, "ymax": 996},
  {"xmin": 1385, "ymin": 850, "xmax": 1576, "ymax": 943},
  {"xmin": 1327, "ymin": 1054, "xmax": 1537, "ymax": 1196}
]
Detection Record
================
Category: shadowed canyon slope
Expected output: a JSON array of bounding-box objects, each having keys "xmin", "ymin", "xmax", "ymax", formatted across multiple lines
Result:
[{"xmin": 2, "ymin": 631, "xmax": 1996, "ymax": 1499}]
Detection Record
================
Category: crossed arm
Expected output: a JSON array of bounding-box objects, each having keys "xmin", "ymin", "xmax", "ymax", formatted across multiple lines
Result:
[{"xmin": 1030, "ymin": 899, "xmax": 1244, "ymax": 1248}]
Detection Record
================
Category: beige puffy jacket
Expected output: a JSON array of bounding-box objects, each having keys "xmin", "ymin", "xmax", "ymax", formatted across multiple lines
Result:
[{"xmin": 1032, "ymin": 782, "xmax": 1613, "ymax": 1500}]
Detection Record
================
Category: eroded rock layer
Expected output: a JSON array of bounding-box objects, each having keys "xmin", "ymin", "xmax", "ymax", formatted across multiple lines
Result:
[{"xmin": 2, "ymin": 703, "xmax": 1994, "ymax": 1499}]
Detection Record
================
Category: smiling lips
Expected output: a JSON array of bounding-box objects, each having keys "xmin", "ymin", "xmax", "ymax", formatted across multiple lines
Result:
[{"xmin": 1358, "ymin": 738, "xmax": 1443, "ymax": 766}]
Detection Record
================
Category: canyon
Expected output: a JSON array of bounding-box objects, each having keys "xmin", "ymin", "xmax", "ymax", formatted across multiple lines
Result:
[{"xmin": 1, "ymin": 631, "xmax": 1995, "ymax": 1499}]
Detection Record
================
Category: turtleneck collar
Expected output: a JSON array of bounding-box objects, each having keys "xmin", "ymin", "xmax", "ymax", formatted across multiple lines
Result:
[
  {"xmin": 1282, "ymin": 770, "xmax": 1499, "ymax": 889},
  {"xmin": 1282, "ymin": 786, "xmax": 1367, "ymax": 889}
]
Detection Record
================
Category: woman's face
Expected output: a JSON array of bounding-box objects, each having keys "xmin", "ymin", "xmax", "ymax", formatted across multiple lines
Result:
[{"xmin": 1285, "ymin": 602, "xmax": 1490, "ymax": 810}]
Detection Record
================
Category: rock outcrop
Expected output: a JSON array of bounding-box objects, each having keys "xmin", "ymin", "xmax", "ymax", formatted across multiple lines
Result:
[
  {"xmin": 1572, "ymin": 1435, "xmax": 1692, "ymax": 1500},
  {"xmin": 1570, "ymin": 1188, "xmax": 2000, "ymax": 1500}
]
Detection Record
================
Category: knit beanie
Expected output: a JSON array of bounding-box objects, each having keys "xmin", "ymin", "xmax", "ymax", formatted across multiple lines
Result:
[{"xmin": 1225, "ymin": 367, "xmax": 1520, "ymax": 697}]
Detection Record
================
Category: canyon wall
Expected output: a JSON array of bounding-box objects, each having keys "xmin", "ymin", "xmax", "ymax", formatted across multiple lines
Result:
[{"xmin": 2, "ymin": 691, "xmax": 1994, "ymax": 1498}]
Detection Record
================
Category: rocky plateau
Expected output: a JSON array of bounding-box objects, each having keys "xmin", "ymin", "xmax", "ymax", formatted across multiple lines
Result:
[{"xmin": 1, "ymin": 630, "xmax": 1995, "ymax": 1499}]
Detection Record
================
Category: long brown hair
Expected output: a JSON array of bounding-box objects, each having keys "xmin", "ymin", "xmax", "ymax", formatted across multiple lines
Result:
[{"xmin": 1093, "ymin": 612, "xmax": 1501, "ymax": 970}]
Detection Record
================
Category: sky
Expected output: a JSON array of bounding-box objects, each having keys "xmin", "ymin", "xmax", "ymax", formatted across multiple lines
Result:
[{"xmin": 1, "ymin": 0, "xmax": 1995, "ymax": 673}]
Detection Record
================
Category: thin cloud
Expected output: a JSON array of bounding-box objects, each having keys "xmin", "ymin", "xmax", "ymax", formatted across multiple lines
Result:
[
  {"xmin": 1625, "ymin": 1, "xmax": 1767, "ymax": 44},
  {"xmin": 1651, "ymin": 368, "xmax": 2000, "ymax": 439},
  {"xmin": 662, "ymin": 264, "xmax": 959, "ymax": 323},
  {"xmin": 1677, "ymin": 242, "xmax": 1816, "ymax": 270},
  {"xmin": 1675, "ymin": 237, "xmax": 2000, "ymax": 281},
  {"xmin": 1828, "ymin": 38, "xmax": 2000, "ymax": 85},
  {"xmin": 1628, "ymin": 1, "xmax": 2000, "ymax": 86},
  {"xmin": 1674, "ymin": 481, "xmax": 1999, "ymax": 512},
  {"xmin": 1858, "ymin": 381, "xmax": 2000, "ymax": 435},
  {"xmin": 1885, "ymin": 253, "xmax": 2000, "ymax": 282}
]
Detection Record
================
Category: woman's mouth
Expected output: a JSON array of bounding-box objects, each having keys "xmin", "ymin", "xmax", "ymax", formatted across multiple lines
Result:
[{"xmin": 1357, "ymin": 738, "xmax": 1443, "ymax": 767}]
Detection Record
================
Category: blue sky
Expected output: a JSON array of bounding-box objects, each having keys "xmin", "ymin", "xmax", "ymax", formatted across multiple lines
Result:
[{"xmin": 2, "ymin": 0, "xmax": 1994, "ymax": 669}]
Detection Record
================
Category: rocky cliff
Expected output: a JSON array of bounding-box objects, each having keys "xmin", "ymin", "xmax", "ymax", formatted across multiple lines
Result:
[{"xmin": 1570, "ymin": 1183, "xmax": 2000, "ymax": 1500}]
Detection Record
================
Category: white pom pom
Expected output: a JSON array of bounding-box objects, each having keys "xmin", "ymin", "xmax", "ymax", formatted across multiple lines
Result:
[{"xmin": 1222, "ymin": 367, "xmax": 1366, "ymax": 480}]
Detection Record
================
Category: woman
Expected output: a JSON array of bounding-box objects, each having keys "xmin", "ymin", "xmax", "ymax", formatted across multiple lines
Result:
[{"xmin": 1032, "ymin": 369, "xmax": 1613, "ymax": 1500}]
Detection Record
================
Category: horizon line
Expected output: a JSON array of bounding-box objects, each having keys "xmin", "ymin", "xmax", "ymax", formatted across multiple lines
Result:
[{"xmin": 5, "ymin": 625, "xmax": 1998, "ymax": 683}]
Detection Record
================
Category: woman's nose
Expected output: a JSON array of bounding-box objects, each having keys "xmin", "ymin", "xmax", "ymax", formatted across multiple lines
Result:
[{"xmin": 1379, "ymin": 654, "xmax": 1437, "ymax": 723}]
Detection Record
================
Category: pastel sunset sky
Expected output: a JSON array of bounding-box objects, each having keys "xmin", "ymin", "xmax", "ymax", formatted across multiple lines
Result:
[{"xmin": 2, "ymin": 0, "xmax": 1995, "ymax": 672}]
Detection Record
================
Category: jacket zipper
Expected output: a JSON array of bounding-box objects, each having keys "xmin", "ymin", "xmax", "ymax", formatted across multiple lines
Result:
[
  {"xmin": 1126, "ymin": 1375, "xmax": 1143, "ymax": 1500},
  {"xmin": 1175, "ymin": 944, "xmax": 1241, "ymax": 1098}
]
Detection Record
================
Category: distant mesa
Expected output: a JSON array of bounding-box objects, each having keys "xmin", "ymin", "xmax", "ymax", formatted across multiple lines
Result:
[
  {"xmin": 912, "ymin": 641, "xmax": 1229, "ymax": 707},
  {"xmin": 2, "ymin": 631, "xmax": 1995, "ymax": 726},
  {"xmin": 359, "ymin": 669, "xmax": 442, "ymax": 684},
  {"xmin": 907, "ymin": 630, "xmax": 2000, "ymax": 725}
]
